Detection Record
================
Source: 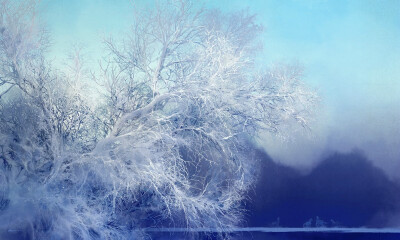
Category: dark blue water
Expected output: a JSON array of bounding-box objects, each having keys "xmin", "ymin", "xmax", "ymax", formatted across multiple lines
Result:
[
  {"xmin": 3, "ymin": 228, "xmax": 400, "ymax": 239},
  {"xmin": 147, "ymin": 228, "xmax": 400, "ymax": 240},
  {"xmin": 235, "ymin": 232, "xmax": 400, "ymax": 240},
  {"xmin": 151, "ymin": 232, "xmax": 400, "ymax": 240}
]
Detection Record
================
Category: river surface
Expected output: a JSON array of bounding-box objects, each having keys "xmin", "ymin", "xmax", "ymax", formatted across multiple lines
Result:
[
  {"xmin": 2, "ymin": 227, "xmax": 400, "ymax": 239},
  {"xmin": 147, "ymin": 227, "xmax": 400, "ymax": 240}
]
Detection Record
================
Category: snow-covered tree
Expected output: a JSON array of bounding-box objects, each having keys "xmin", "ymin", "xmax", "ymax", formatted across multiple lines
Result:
[
  {"xmin": 87, "ymin": 0, "xmax": 317, "ymax": 233},
  {"xmin": 0, "ymin": 0, "xmax": 319, "ymax": 239}
]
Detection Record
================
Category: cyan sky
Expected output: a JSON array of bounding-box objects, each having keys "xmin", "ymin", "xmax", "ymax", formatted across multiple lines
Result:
[{"xmin": 39, "ymin": 0, "xmax": 400, "ymax": 177}]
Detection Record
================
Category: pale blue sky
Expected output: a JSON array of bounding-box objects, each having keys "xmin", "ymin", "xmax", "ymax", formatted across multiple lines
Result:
[{"xmin": 38, "ymin": 0, "xmax": 400, "ymax": 177}]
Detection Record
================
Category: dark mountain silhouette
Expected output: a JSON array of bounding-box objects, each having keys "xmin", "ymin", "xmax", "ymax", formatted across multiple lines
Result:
[{"xmin": 246, "ymin": 149, "xmax": 400, "ymax": 228}]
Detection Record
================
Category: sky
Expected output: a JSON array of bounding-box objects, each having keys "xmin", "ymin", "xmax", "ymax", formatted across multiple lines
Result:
[{"xmin": 38, "ymin": 0, "xmax": 400, "ymax": 178}]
